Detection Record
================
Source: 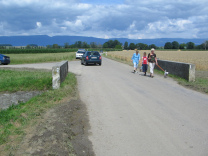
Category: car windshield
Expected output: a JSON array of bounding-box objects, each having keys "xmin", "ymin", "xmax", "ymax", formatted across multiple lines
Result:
[
  {"xmin": 90, "ymin": 52, "xmax": 99, "ymax": 56},
  {"xmin": 77, "ymin": 51, "xmax": 85, "ymax": 54},
  {"xmin": 87, "ymin": 52, "xmax": 91, "ymax": 56}
]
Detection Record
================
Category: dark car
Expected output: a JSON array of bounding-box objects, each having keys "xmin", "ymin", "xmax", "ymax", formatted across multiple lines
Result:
[
  {"xmin": 81, "ymin": 51, "xmax": 102, "ymax": 66},
  {"xmin": 0, "ymin": 54, "xmax": 10, "ymax": 65}
]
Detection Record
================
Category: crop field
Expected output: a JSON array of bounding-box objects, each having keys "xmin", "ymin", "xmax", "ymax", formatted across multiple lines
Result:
[{"xmin": 107, "ymin": 50, "xmax": 208, "ymax": 71}]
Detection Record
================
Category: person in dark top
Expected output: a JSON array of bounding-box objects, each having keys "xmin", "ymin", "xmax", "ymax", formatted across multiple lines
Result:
[{"xmin": 148, "ymin": 48, "xmax": 158, "ymax": 78}]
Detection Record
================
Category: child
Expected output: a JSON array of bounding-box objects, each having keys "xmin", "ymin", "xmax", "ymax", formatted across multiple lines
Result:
[{"xmin": 142, "ymin": 52, "xmax": 148, "ymax": 76}]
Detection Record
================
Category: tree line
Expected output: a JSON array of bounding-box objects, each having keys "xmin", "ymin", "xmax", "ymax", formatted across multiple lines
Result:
[
  {"xmin": 123, "ymin": 42, "xmax": 157, "ymax": 50},
  {"xmin": 1, "ymin": 40, "xmax": 208, "ymax": 50},
  {"xmin": 164, "ymin": 41, "xmax": 208, "ymax": 50},
  {"xmin": 49, "ymin": 40, "xmax": 208, "ymax": 50}
]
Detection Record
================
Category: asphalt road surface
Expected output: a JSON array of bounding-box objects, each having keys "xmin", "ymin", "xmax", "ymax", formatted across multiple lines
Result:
[{"xmin": 1, "ymin": 58, "xmax": 208, "ymax": 156}]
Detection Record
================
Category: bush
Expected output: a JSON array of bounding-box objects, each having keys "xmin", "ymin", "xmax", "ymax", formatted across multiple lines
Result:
[
  {"xmin": 164, "ymin": 42, "xmax": 173, "ymax": 49},
  {"xmin": 115, "ymin": 45, "xmax": 122, "ymax": 49}
]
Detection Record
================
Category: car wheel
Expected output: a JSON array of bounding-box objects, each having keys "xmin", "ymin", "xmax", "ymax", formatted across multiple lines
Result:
[
  {"xmin": 0, "ymin": 61, "xmax": 1, "ymax": 65},
  {"xmin": 81, "ymin": 61, "xmax": 83, "ymax": 65},
  {"xmin": 99, "ymin": 63, "xmax": 102, "ymax": 66},
  {"xmin": 85, "ymin": 61, "xmax": 88, "ymax": 66}
]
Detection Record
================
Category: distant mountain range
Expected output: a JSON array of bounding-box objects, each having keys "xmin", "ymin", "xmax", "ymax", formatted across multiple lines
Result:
[{"xmin": 0, "ymin": 35, "xmax": 207, "ymax": 47}]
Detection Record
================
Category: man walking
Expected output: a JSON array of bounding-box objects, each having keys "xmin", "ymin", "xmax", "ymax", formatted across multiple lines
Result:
[{"xmin": 131, "ymin": 50, "xmax": 140, "ymax": 73}]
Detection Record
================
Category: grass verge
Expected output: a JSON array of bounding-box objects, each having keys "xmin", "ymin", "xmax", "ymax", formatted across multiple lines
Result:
[
  {"xmin": 6, "ymin": 52, "xmax": 76, "ymax": 65},
  {"xmin": 0, "ymin": 69, "xmax": 77, "ymax": 154},
  {"xmin": 0, "ymin": 69, "xmax": 52, "ymax": 92},
  {"xmin": 104, "ymin": 53, "xmax": 208, "ymax": 94}
]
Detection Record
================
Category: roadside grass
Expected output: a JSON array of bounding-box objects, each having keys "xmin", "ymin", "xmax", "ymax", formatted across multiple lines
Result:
[
  {"xmin": 104, "ymin": 53, "xmax": 208, "ymax": 94},
  {"xmin": 153, "ymin": 69, "xmax": 208, "ymax": 93},
  {"xmin": 0, "ymin": 69, "xmax": 52, "ymax": 92},
  {"xmin": 0, "ymin": 69, "xmax": 77, "ymax": 154},
  {"xmin": 7, "ymin": 52, "xmax": 76, "ymax": 65},
  {"xmin": 171, "ymin": 72, "xmax": 208, "ymax": 93}
]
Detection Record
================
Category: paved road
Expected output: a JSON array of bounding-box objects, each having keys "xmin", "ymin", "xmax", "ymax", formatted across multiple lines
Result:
[{"xmin": 1, "ymin": 58, "xmax": 208, "ymax": 156}]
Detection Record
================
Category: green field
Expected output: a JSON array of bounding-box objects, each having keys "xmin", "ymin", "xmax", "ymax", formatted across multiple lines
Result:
[
  {"xmin": 0, "ymin": 69, "xmax": 52, "ymax": 92},
  {"xmin": 5, "ymin": 52, "xmax": 76, "ymax": 65},
  {"xmin": 0, "ymin": 49, "xmax": 77, "ymax": 54}
]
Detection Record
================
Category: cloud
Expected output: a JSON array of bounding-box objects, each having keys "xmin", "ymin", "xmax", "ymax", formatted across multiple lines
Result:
[
  {"xmin": 146, "ymin": 19, "xmax": 192, "ymax": 33},
  {"xmin": 0, "ymin": 0, "xmax": 207, "ymax": 39},
  {"xmin": 63, "ymin": 19, "xmax": 85, "ymax": 32},
  {"xmin": 36, "ymin": 22, "xmax": 42, "ymax": 28}
]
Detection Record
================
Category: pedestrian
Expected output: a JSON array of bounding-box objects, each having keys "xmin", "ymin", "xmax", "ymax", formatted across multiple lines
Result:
[
  {"xmin": 142, "ymin": 52, "xmax": 148, "ymax": 76},
  {"xmin": 131, "ymin": 50, "xmax": 140, "ymax": 73},
  {"xmin": 148, "ymin": 48, "xmax": 158, "ymax": 78}
]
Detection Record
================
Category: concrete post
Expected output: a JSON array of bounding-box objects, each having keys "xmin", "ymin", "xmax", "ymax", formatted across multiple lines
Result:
[{"xmin": 52, "ymin": 61, "xmax": 68, "ymax": 89}]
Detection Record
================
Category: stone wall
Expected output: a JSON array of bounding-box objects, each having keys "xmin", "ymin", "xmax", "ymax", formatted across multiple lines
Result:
[
  {"xmin": 155, "ymin": 60, "xmax": 195, "ymax": 82},
  {"xmin": 52, "ymin": 61, "xmax": 68, "ymax": 89}
]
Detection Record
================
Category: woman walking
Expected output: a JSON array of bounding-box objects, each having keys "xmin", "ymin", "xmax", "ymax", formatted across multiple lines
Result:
[
  {"xmin": 148, "ymin": 48, "xmax": 158, "ymax": 78},
  {"xmin": 131, "ymin": 50, "xmax": 140, "ymax": 73}
]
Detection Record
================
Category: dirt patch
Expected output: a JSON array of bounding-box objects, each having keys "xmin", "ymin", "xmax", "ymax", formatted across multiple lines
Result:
[{"xmin": 14, "ymin": 99, "xmax": 94, "ymax": 156}]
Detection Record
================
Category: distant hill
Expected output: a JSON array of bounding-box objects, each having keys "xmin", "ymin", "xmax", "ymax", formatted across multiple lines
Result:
[{"xmin": 0, "ymin": 35, "xmax": 207, "ymax": 47}]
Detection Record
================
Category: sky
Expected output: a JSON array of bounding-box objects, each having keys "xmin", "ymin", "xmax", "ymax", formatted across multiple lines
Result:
[{"xmin": 0, "ymin": 0, "xmax": 208, "ymax": 39}]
